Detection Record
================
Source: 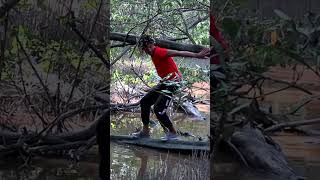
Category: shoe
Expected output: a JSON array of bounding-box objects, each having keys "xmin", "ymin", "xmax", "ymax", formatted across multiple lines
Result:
[
  {"xmin": 161, "ymin": 132, "xmax": 180, "ymax": 141},
  {"xmin": 132, "ymin": 130, "xmax": 150, "ymax": 138}
]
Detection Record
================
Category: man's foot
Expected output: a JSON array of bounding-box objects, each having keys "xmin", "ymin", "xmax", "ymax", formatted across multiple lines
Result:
[
  {"xmin": 161, "ymin": 132, "xmax": 179, "ymax": 141},
  {"xmin": 132, "ymin": 130, "xmax": 150, "ymax": 138}
]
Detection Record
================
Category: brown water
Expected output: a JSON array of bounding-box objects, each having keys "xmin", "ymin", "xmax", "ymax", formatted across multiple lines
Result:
[
  {"xmin": 0, "ymin": 111, "xmax": 319, "ymax": 179},
  {"xmin": 0, "ymin": 155, "xmax": 100, "ymax": 179},
  {"xmin": 214, "ymin": 66, "xmax": 320, "ymax": 179},
  {"xmin": 213, "ymin": 133, "xmax": 320, "ymax": 180},
  {"xmin": 110, "ymin": 112, "xmax": 320, "ymax": 180}
]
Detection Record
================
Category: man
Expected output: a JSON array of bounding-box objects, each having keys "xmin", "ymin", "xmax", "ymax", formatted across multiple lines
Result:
[
  {"xmin": 210, "ymin": 12, "xmax": 230, "ymax": 88},
  {"xmin": 132, "ymin": 35, "xmax": 209, "ymax": 141}
]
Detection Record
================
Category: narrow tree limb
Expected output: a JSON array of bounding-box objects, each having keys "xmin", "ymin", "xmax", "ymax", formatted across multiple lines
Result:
[
  {"xmin": 41, "ymin": 105, "xmax": 109, "ymax": 137},
  {"xmin": 28, "ymin": 140, "xmax": 92, "ymax": 153},
  {"xmin": 66, "ymin": 0, "xmax": 104, "ymax": 107},
  {"xmin": 188, "ymin": 15, "xmax": 209, "ymax": 29},
  {"xmin": 265, "ymin": 118, "xmax": 320, "ymax": 133},
  {"xmin": 110, "ymin": 32, "xmax": 206, "ymax": 53},
  {"xmin": 110, "ymin": 46, "xmax": 131, "ymax": 66},
  {"xmin": 16, "ymin": 36, "xmax": 57, "ymax": 116},
  {"xmin": 0, "ymin": 110, "xmax": 110, "ymax": 145},
  {"xmin": 68, "ymin": 22, "xmax": 109, "ymax": 70}
]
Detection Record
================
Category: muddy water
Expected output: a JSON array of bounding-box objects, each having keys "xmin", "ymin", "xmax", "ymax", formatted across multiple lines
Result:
[
  {"xmin": 215, "ymin": 67, "xmax": 320, "ymax": 179},
  {"xmin": 111, "ymin": 143, "xmax": 209, "ymax": 180},
  {"xmin": 273, "ymin": 133, "xmax": 320, "ymax": 180},
  {"xmin": 213, "ymin": 133, "xmax": 320, "ymax": 180},
  {"xmin": 110, "ymin": 112, "xmax": 210, "ymax": 140},
  {"xmin": 110, "ymin": 112, "xmax": 210, "ymax": 180},
  {"xmin": 0, "ymin": 155, "xmax": 100, "ymax": 179}
]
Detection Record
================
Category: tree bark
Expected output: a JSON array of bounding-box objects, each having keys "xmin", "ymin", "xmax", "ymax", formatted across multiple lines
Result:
[{"xmin": 110, "ymin": 32, "xmax": 206, "ymax": 53}]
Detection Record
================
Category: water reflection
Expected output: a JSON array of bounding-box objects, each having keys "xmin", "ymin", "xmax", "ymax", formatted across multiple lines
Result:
[
  {"xmin": 0, "ymin": 156, "xmax": 99, "ymax": 179},
  {"xmin": 111, "ymin": 143, "xmax": 210, "ymax": 180}
]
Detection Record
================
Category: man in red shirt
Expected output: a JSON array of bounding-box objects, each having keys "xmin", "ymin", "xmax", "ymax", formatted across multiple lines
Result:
[
  {"xmin": 210, "ymin": 12, "xmax": 230, "ymax": 88},
  {"xmin": 132, "ymin": 35, "xmax": 209, "ymax": 140}
]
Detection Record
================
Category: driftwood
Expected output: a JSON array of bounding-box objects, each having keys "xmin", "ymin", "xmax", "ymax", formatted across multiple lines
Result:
[{"xmin": 111, "ymin": 135, "xmax": 209, "ymax": 153}]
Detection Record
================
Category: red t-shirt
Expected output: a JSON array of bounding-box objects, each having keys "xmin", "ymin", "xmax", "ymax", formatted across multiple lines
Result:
[
  {"xmin": 151, "ymin": 46, "xmax": 182, "ymax": 80},
  {"xmin": 210, "ymin": 13, "xmax": 229, "ymax": 65}
]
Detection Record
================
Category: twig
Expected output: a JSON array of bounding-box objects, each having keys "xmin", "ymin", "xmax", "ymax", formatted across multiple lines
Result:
[
  {"xmin": 68, "ymin": 19, "xmax": 109, "ymax": 70},
  {"xmin": 16, "ymin": 35, "xmax": 58, "ymax": 115},
  {"xmin": 110, "ymin": 46, "xmax": 132, "ymax": 66},
  {"xmin": 265, "ymin": 118, "xmax": 320, "ymax": 133},
  {"xmin": 66, "ymin": 0, "xmax": 104, "ymax": 107},
  {"xmin": 17, "ymin": 62, "xmax": 48, "ymax": 126}
]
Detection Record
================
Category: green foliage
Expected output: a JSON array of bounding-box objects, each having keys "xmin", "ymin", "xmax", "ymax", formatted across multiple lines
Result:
[
  {"xmin": 221, "ymin": 18, "xmax": 241, "ymax": 39},
  {"xmin": 212, "ymin": 9, "xmax": 320, "ymax": 115},
  {"xmin": 111, "ymin": 0, "xmax": 209, "ymax": 46}
]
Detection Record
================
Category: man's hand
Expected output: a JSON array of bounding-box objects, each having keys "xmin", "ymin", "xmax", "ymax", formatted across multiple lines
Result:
[{"xmin": 195, "ymin": 48, "xmax": 210, "ymax": 59}]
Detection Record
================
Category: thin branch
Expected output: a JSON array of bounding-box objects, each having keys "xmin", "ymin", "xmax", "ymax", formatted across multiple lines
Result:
[
  {"xmin": 68, "ymin": 19, "xmax": 109, "ymax": 70},
  {"xmin": 110, "ymin": 46, "xmax": 132, "ymax": 66},
  {"xmin": 16, "ymin": 35, "xmax": 57, "ymax": 115},
  {"xmin": 66, "ymin": 0, "xmax": 104, "ymax": 107},
  {"xmin": 265, "ymin": 118, "xmax": 320, "ymax": 133}
]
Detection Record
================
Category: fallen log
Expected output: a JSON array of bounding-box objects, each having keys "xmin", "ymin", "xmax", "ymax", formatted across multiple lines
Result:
[
  {"xmin": 265, "ymin": 118, "xmax": 320, "ymax": 133},
  {"xmin": 228, "ymin": 126, "xmax": 302, "ymax": 180},
  {"xmin": 0, "ymin": 110, "xmax": 110, "ymax": 145},
  {"xmin": 111, "ymin": 135, "xmax": 209, "ymax": 153},
  {"xmin": 110, "ymin": 32, "xmax": 205, "ymax": 53}
]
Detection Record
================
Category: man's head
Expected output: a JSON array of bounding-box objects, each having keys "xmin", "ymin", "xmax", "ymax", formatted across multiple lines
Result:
[{"xmin": 139, "ymin": 35, "xmax": 155, "ymax": 55}]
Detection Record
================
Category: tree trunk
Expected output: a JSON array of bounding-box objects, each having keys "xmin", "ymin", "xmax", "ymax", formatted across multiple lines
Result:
[{"xmin": 110, "ymin": 32, "xmax": 206, "ymax": 53}]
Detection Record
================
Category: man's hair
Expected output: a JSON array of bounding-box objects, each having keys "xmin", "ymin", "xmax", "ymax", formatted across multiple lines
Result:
[{"xmin": 138, "ymin": 35, "xmax": 155, "ymax": 48}]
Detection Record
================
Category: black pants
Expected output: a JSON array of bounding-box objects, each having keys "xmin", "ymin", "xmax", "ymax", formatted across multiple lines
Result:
[{"xmin": 140, "ymin": 83, "xmax": 177, "ymax": 129}]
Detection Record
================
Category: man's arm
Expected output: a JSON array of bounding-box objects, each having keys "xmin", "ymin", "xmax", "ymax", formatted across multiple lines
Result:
[
  {"xmin": 166, "ymin": 48, "xmax": 210, "ymax": 59},
  {"xmin": 210, "ymin": 13, "xmax": 229, "ymax": 50}
]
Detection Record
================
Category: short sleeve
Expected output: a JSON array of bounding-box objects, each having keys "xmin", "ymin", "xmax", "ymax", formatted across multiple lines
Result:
[{"xmin": 154, "ymin": 47, "xmax": 168, "ymax": 59}]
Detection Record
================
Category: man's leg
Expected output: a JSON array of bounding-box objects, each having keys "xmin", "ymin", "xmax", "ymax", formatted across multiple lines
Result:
[
  {"xmin": 153, "ymin": 85, "xmax": 177, "ymax": 135},
  {"xmin": 137, "ymin": 84, "xmax": 161, "ymax": 135}
]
